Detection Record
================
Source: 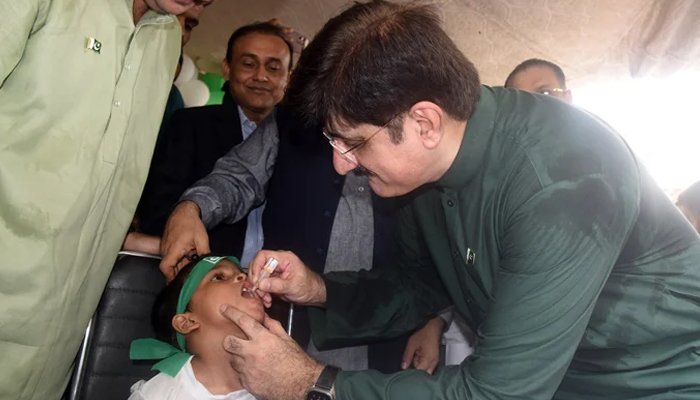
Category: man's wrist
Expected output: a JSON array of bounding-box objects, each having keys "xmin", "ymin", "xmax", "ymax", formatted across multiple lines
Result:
[
  {"xmin": 430, "ymin": 315, "xmax": 446, "ymax": 334},
  {"xmin": 310, "ymin": 273, "xmax": 327, "ymax": 308},
  {"xmin": 299, "ymin": 363, "xmax": 326, "ymax": 400},
  {"xmin": 176, "ymin": 200, "xmax": 201, "ymax": 218},
  {"xmin": 311, "ymin": 363, "xmax": 325, "ymax": 384},
  {"xmin": 304, "ymin": 364, "xmax": 340, "ymax": 400}
]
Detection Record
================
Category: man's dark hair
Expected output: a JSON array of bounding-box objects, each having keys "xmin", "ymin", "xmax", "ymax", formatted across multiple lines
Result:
[
  {"xmin": 151, "ymin": 258, "xmax": 202, "ymax": 348},
  {"xmin": 504, "ymin": 58, "xmax": 567, "ymax": 89},
  {"xmin": 225, "ymin": 22, "xmax": 294, "ymax": 71},
  {"xmin": 284, "ymin": 0, "xmax": 481, "ymax": 142},
  {"xmin": 677, "ymin": 181, "xmax": 700, "ymax": 219}
]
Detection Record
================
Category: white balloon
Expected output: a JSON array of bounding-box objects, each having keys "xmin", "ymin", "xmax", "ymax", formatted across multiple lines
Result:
[
  {"xmin": 179, "ymin": 79, "xmax": 210, "ymax": 108},
  {"xmin": 174, "ymin": 54, "xmax": 197, "ymax": 87}
]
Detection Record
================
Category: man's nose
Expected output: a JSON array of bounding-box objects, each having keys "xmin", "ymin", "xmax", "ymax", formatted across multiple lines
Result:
[
  {"xmin": 253, "ymin": 65, "xmax": 268, "ymax": 82},
  {"xmin": 332, "ymin": 151, "xmax": 356, "ymax": 176}
]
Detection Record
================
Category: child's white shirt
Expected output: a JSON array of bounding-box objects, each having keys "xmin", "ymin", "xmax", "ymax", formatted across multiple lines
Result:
[{"xmin": 129, "ymin": 357, "xmax": 256, "ymax": 400}]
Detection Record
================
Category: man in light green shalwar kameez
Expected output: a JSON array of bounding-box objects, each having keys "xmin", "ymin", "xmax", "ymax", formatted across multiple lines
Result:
[{"xmin": 0, "ymin": 1, "xmax": 204, "ymax": 399}]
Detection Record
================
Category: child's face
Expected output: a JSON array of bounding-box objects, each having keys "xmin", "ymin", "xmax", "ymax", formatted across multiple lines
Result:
[{"xmin": 186, "ymin": 260, "xmax": 266, "ymax": 338}]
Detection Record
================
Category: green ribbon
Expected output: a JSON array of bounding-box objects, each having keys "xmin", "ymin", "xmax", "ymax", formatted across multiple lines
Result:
[
  {"xmin": 129, "ymin": 338, "xmax": 192, "ymax": 377},
  {"xmin": 130, "ymin": 256, "xmax": 243, "ymax": 377}
]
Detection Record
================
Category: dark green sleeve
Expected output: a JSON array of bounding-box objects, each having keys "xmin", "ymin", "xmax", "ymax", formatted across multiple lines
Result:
[
  {"xmin": 335, "ymin": 174, "xmax": 639, "ymax": 399},
  {"xmin": 308, "ymin": 203, "xmax": 451, "ymax": 349}
]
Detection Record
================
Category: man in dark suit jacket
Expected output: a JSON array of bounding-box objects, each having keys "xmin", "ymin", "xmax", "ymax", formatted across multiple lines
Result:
[{"xmin": 136, "ymin": 21, "xmax": 293, "ymax": 261}]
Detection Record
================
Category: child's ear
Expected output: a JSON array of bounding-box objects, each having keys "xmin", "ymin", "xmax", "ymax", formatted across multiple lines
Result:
[{"xmin": 172, "ymin": 313, "xmax": 200, "ymax": 335}]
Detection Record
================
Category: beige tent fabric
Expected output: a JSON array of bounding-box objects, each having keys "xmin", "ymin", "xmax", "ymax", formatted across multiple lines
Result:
[
  {"xmin": 623, "ymin": 0, "xmax": 700, "ymax": 78},
  {"xmin": 580, "ymin": 0, "xmax": 700, "ymax": 86},
  {"xmin": 186, "ymin": 0, "xmax": 700, "ymax": 86}
]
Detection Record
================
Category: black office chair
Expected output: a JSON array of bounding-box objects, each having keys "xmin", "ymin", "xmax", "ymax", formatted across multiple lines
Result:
[{"xmin": 67, "ymin": 251, "xmax": 165, "ymax": 400}]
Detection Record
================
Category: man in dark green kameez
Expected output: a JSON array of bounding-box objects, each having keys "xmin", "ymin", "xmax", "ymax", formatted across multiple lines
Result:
[{"xmin": 216, "ymin": 2, "xmax": 700, "ymax": 400}]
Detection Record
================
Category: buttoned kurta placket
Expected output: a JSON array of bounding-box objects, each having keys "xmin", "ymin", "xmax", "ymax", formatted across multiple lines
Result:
[{"xmin": 436, "ymin": 186, "xmax": 488, "ymax": 329}]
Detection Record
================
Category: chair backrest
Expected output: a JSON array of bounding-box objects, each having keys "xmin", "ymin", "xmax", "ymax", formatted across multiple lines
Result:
[{"xmin": 69, "ymin": 252, "xmax": 165, "ymax": 400}]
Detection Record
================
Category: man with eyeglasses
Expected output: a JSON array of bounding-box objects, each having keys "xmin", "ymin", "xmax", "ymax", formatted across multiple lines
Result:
[
  {"xmin": 216, "ymin": 2, "xmax": 700, "ymax": 400},
  {"xmin": 505, "ymin": 58, "xmax": 573, "ymax": 102}
]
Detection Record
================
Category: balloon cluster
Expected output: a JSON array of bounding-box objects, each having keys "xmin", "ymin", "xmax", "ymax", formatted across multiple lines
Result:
[{"xmin": 174, "ymin": 54, "xmax": 226, "ymax": 107}]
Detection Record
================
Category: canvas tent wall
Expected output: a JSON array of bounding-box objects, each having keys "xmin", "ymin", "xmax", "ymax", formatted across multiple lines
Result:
[{"xmin": 186, "ymin": 0, "xmax": 700, "ymax": 86}]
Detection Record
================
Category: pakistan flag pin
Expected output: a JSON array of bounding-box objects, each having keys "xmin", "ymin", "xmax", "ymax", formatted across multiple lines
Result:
[
  {"xmin": 466, "ymin": 248, "xmax": 476, "ymax": 266},
  {"xmin": 86, "ymin": 37, "xmax": 102, "ymax": 53}
]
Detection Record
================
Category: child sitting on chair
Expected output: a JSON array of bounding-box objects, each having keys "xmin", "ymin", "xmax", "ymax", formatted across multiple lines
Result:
[{"xmin": 129, "ymin": 256, "xmax": 263, "ymax": 400}]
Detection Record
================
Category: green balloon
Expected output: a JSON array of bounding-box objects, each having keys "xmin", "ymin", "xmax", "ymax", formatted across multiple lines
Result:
[
  {"xmin": 206, "ymin": 90, "xmax": 225, "ymax": 106},
  {"xmin": 199, "ymin": 72, "xmax": 226, "ymax": 105}
]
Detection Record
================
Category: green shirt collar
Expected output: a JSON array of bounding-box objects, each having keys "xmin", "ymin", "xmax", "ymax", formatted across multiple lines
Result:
[{"xmin": 438, "ymin": 85, "xmax": 497, "ymax": 190}]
